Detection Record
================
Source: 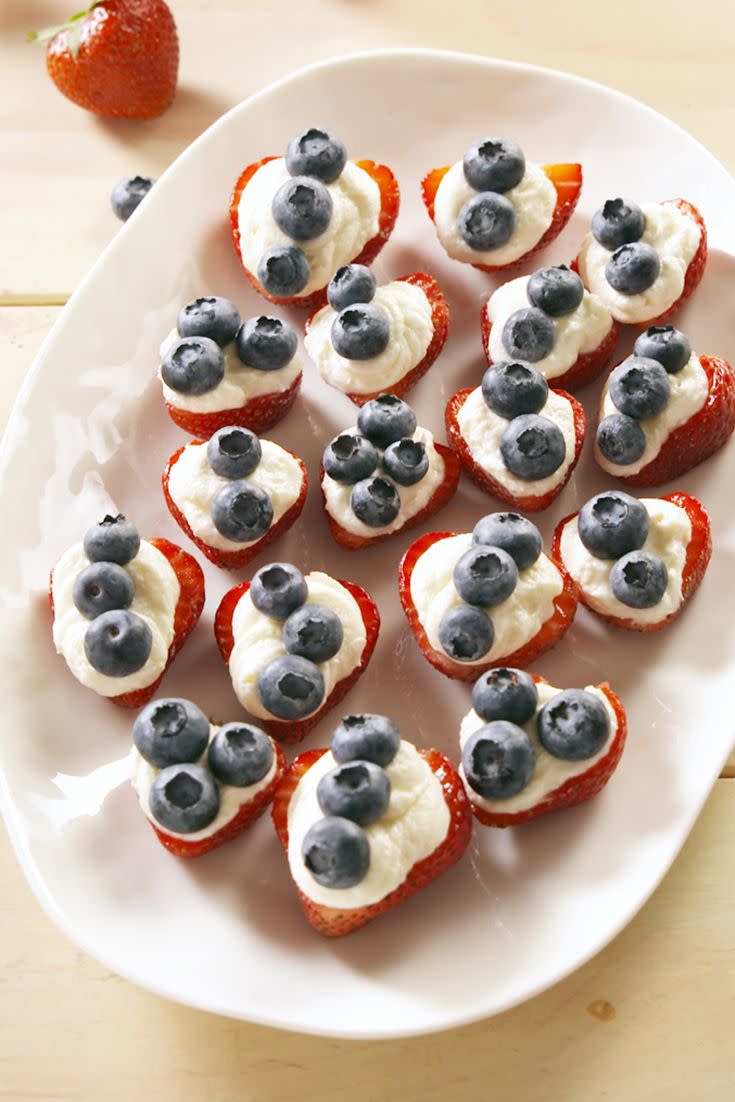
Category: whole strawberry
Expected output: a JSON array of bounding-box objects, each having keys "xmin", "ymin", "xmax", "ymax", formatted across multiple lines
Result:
[{"xmin": 29, "ymin": 0, "xmax": 179, "ymax": 120}]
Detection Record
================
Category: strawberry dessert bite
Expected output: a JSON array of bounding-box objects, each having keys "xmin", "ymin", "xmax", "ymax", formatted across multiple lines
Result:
[
  {"xmin": 595, "ymin": 325, "xmax": 735, "ymax": 485},
  {"xmin": 159, "ymin": 296, "xmax": 301, "ymax": 439},
  {"xmin": 304, "ymin": 265, "xmax": 449, "ymax": 404},
  {"xmin": 575, "ymin": 197, "xmax": 707, "ymax": 326},
  {"xmin": 163, "ymin": 425, "xmax": 307, "ymax": 569},
  {"xmin": 229, "ymin": 127, "xmax": 399, "ymax": 308},
  {"xmin": 320, "ymin": 394, "xmax": 460, "ymax": 550},
  {"xmin": 445, "ymin": 361, "xmax": 585, "ymax": 512},
  {"xmin": 553, "ymin": 489, "xmax": 711, "ymax": 632},
  {"xmin": 214, "ymin": 562, "xmax": 379, "ymax": 743},
  {"xmin": 422, "ymin": 137, "xmax": 582, "ymax": 272},
  {"xmin": 481, "ymin": 264, "xmax": 617, "ymax": 390},
  {"xmin": 130, "ymin": 697, "xmax": 285, "ymax": 858},
  {"xmin": 272, "ymin": 712, "xmax": 472, "ymax": 936},
  {"xmin": 459, "ymin": 669, "xmax": 627, "ymax": 828},
  {"xmin": 50, "ymin": 514, "xmax": 204, "ymax": 708},
  {"xmin": 399, "ymin": 512, "xmax": 578, "ymax": 682}
]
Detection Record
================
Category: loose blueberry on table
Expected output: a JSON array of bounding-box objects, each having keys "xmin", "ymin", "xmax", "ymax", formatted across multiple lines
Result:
[{"xmin": 110, "ymin": 175, "xmax": 155, "ymax": 221}]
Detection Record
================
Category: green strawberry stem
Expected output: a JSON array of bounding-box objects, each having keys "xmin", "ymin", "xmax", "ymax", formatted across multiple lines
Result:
[{"xmin": 27, "ymin": 2, "xmax": 102, "ymax": 59}]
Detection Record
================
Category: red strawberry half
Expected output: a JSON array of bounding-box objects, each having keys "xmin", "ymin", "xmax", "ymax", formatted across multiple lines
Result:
[
  {"xmin": 271, "ymin": 745, "xmax": 472, "ymax": 936},
  {"xmin": 164, "ymin": 371, "xmax": 302, "ymax": 441}
]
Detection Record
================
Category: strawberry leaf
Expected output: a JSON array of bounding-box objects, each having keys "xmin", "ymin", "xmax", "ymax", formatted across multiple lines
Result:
[{"xmin": 27, "ymin": 3, "xmax": 100, "ymax": 53}]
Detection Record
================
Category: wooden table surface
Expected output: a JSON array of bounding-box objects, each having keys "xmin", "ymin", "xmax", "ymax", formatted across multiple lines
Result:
[{"xmin": 2, "ymin": 2, "xmax": 734, "ymax": 1098}]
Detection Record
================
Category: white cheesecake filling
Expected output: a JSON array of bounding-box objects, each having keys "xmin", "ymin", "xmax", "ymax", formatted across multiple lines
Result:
[
  {"xmin": 597, "ymin": 353, "xmax": 709, "ymax": 476},
  {"xmin": 52, "ymin": 540, "xmax": 180, "ymax": 697},
  {"xmin": 321, "ymin": 426, "xmax": 446, "ymax": 539},
  {"xmin": 433, "ymin": 161, "xmax": 556, "ymax": 266},
  {"xmin": 486, "ymin": 275, "xmax": 614, "ymax": 381},
  {"xmin": 559, "ymin": 497, "xmax": 691, "ymax": 624},
  {"xmin": 167, "ymin": 439, "xmax": 304, "ymax": 552},
  {"xmin": 304, "ymin": 280, "xmax": 434, "ymax": 396},
  {"xmin": 577, "ymin": 202, "xmax": 701, "ymax": 324},
  {"xmin": 410, "ymin": 533, "xmax": 564, "ymax": 667},
  {"xmin": 287, "ymin": 740, "xmax": 450, "ymax": 908},
  {"xmin": 459, "ymin": 682, "xmax": 617, "ymax": 816},
  {"xmin": 456, "ymin": 385, "xmax": 577, "ymax": 498},
  {"xmin": 159, "ymin": 329, "xmax": 302, "ymax": 414},
  {"xmin": 129, "ymin": 725, "xmax": 278, "ymax": 843},
  {"xmin": 228, "ymin": 572, "xmax": 367, "ymax": 721},
  {"xmin": 237, "ymin": 157, "xmax": 381, "ymax": 298}
]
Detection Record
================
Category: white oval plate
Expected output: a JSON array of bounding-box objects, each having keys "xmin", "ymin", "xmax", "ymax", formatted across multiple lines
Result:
[{"xmin": 2, "ymin": 49, "xmax": 735, "ymax": 1040}]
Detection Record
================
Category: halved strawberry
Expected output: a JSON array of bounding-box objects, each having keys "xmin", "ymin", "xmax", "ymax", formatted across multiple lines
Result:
[
  {"xmin": 398, "ymin": 531, "xmax": 579, "ymax": 682},
  {"xmin": 421, "ymin": 162, "xmax": 582, "ymax": 273},
  {"xmin": 164, "ymin": 371, "xmax": 302, "ymax": 441},
  {"xmin": 214, "ymin": 578, "xmax": 380, "ymax": 743},
  {"xmin": 229, "ymin": 157, "xmax": 400, "ymax": 310},
  {"xmin": 162, "ymin": 443, "xmax": 308, "ymax": 569},
  {"xmin": 552, "ymin": 491, "xmax": 711, "ymax": 633},
  {"xmin": 444, "ymin": 387, "xmax": 586, "ymax": 511},
  {"xmin": 271, "ymin": 746, "xmax": 472, "ymax": 936}
]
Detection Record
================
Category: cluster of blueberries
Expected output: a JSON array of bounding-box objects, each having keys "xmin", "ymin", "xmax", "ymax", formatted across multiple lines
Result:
[
  {"xmin": 324, "ymin": 263, "xmax": 391, "ymax": 362},
  {"xmin": 481, "ymin": 359, "xmax": 566, "ymax": 483},
  {"xmin": 455, "ymin": 137, "xmax": 527, "ymax": 252},
  {"xmin": 133, "ymin": 697, "xmax": 274, "ymax": 834},
  {"xmin": 204, "ymin": 425, "xmax": 275, "ymax": 544},
  {"xmin": 500, "ymin": 264, "xmax": 583, "ymax": 364},
  {"xmin": 592, "ymin": 198, "xmax": 663, "ymax": 296},
  {"xmin": 72, "ymin": 515, "xmax": 153, "ymax": 678},
  {"xmin": 462, "ymin": 668, "xmax": 611, "ymax": 800},
  {"xmin": 323, "ymin": 393, "xmax": 430, "ymax": 528},
  {"xmin": 301, "ymin": 714, "xmax": 401, "ymax": 889},
  {"xmin": 577, "ymin": 491, "xmax": 668, "ymax": 609},
  {"xmin": 438, "ymin": 513, "xmax": 543, "ymax": 663},
  {"xmin": 161, "ymin": 295, "xmax": 297, "ymax": 399},
  {"xmin": 248, "ymin": 563, "xmax": 344, "ymax": 720},
  {"xmin": 596, "ymin": 325, "xmax": 692, "ymax": 467}
]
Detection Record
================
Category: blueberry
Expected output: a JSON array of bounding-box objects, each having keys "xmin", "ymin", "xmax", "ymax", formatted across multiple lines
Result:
[
  {"xmin": 302, "ymin": 816, "xmax": 370, "ymax": 889},
  {"xmin": 323, "ymin": 434, "xmax": 379, "ymax": 484},
  {"xmin": 350, "ymin": 477, "xmax": 401, "ymax": 528},
  {"xmin": 605, "ymin": 242, "xmax": 661, "ymax": 295},
  {"xmin": 133, "ymin": 698, "xmax": 210, "ymax": 768},
  {"xmin": 250, "ymin": 563, "xmax": 308, "ymax": 620},
  {"xmin": 472, "ymin": 512, "xmax": 542, "ymax": 571},
  {"xmin": 501, "ymin": 308, "xmax": 555, "ymax": 363},
  {"xmin": 257, "ymin": 245, "xmax": 310, "ymax": 298},
  {"xmin": 577, "ymin": 491, "xmax": 649, "ymax": 560},
  {"xmin": 207, "ymin": 722, "xmax": 274, "ymax": 787},
  {"xmin": 331, "ymin": 303, "xmax": 391, "ymax": 361},
  {"xmin": 257, "ymin": 655, "xmax": 325, "ymax": 719},
  {"xmin": 438, "ymin": 605, "xmax": 494, "ymax": 662},
  {"xmin": 84, "ymin": 609, "xmax": 152, "ymax": 677},
  {"xmin": 317, "ymin": 761, "xmax": 390, "ymax": 827},
  {"xmin": 161, "ymin": 337, "xmax": 225, "ymax": 395},
  {"xmin": 357, "ymin": 394, "xmax": 417, "ymax": 448},
  {"xmin": 591, "ymin": 198, "xmax": 645, "ymax": 251},
  {"xmin": 500, "ymin": 415, "xmax": 566, "ymax": 481},
  {"xmin": 73, "ymin": 561, "xmax": 134, "ymax": 620},
  {"xmin": 481, "ymin": 361, "xmax": 549, "ymax": 419},
  {"xmin": 457, "ymin": 192, "xmax": 516, "ymax": 251},
  {"xmin": 236, "ymin": 315, "xmax": 298, "ymax": 371},
  {"xmin": 84, "ymin": 514, "xmax": 140, "ymax": 566},
  {"xmin": 527, "ymin": 265, "xmax": 584, "ymax": 317},
  {"xmin": 462, "ymin": 722, "xmax": 535, "ymax": 800},
  {"xmin": 609, "ymin": 357, "xmax": 671, "ymax": 419},
  {"xmin": 110, "ymin": 175, "xmax": 154, "ymax": 221},
  {"xmin": 382, "ymin": 439, "xmax": 429, "ymax": 486},
  {"xmin": 282, "ymin": 604, "xmax": 344, "ymax": 663},
  {"xmin": 537, "ymin": 689, "xmax": 610, "ymax": 761},
  {"xmin": 272, "ymin": 176, "xmax": 333, "ymax": 241},
  {"xmin": 462, "ymin": 137, "xmax": 525, "ymax": 193},
  {"xmin": 596, "ymin": 414, "xmax": 647, "ymax": 466},
  {"xmin": 634, "ymin": 325, "xmax": 692, "ymax": 374},
  {"xmin": 148, "ymin": 763, "xmax": 219, "ymax": 834},
  {"xmin": 177, "ymin": 296, "xmax": 240, "ymax": 347},
  {"xmin": 285, "ymin": 127, "xmax": 347, "ymax": 183},
  {"xmin": 610, "ymin": 550, "xmax": 668, "ymax": 609},
  {"xmin": 206, "ymin": 426, "xmax": 261, "ymax": 479},
  {"xmin": 211, "ymin": 482, "xmax": 273, "ymax": 543},
  {"xmin": 331, "ymin": 714, "xmax": 400, "ymax": 768},
  {"xmin": 453, "ymin": 545, "xmax": 518, "ymax": 608},
  {"xmin": 472, "ymin": 668, "xmax": 538, "ymax": 725},
  {"xmin": 327, "ymin": 264, "xmax": 376, "ymax": 311}
]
